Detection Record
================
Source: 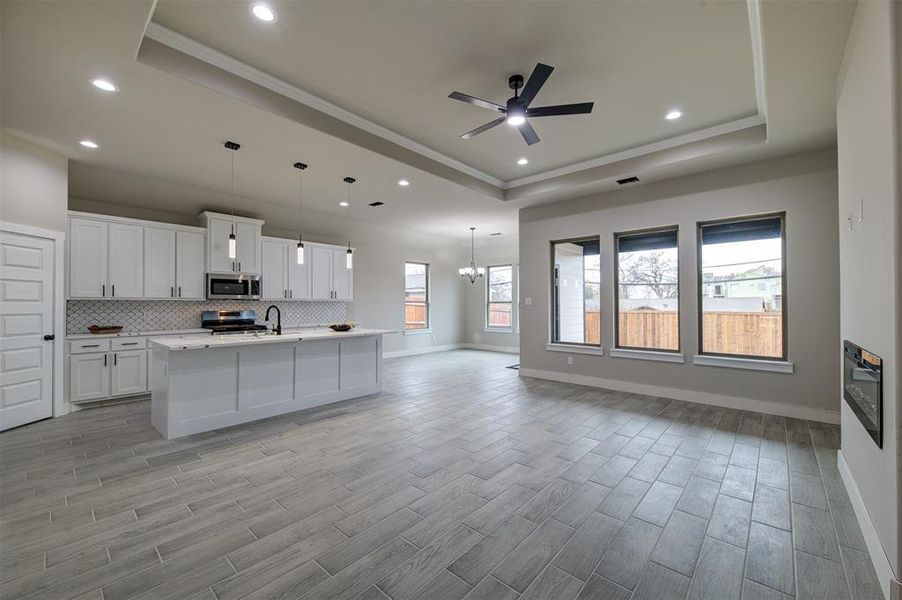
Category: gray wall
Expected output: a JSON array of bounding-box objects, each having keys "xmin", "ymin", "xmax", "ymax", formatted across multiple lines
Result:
[
  {"xmin": 69, "ymin": 197, "xmax": 468, "ymax": 356},
  {"xmin": 519, "ymin": 149, "xmax": 840, "ymax": 420},
  {"xmin": 837, "ymin": 0, "xmax": 901, "ymax": 582},
  {"xmin": 0, "ymin": 132, "xmax": 68, "ymax": 232}
]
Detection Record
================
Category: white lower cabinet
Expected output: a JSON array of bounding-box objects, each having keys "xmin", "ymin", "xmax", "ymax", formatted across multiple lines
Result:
[
  {"xmin": 68, "ymin": 339, "xmax": 151, "ymax": 404},
  {"xmin": 111, "ymin": 350, "xmax": 147, "ymax": 397},
  {"xmin": 69, "ymin": 353, "xmax": 110, "ymax": 402}
]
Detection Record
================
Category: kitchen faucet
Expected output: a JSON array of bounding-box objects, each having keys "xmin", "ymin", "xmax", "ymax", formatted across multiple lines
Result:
[{"xmin": 265, "ymin": 305, "xmax": 282, "ymax": 335}]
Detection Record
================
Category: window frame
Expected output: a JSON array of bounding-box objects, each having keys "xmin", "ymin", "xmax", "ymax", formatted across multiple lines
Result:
[
  {"xmin": 485, "ymin": 264, "xmax": 514, "ymax": 331},
  {"xmin": 549, "ymin": 237, "xmax": 602, "ymax": 348},
  {"xmin": 613, "ymin": 225, "xmax": 681, "ymax": 353},
  {"xmin": 403, "ymin": 261, "xmax": 430, "ymax": 333},
  {"xmin": 696, "ymin": 212, "xmax": 788, "ymax": 361}
]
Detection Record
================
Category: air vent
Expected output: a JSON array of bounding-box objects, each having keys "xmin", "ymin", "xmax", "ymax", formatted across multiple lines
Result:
[
  {"xmin": 368, "ymin": 201, "xmax": 384, "ymax": 207},
  {"xmin": 616, "ymin": 176, "xmax": 640, "ymax": 185},
  {"xmin": 490, "ymin": 232, "xmax": 503, "ymax": 236}
]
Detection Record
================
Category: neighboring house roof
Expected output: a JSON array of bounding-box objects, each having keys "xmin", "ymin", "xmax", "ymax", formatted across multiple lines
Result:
[{"xmin": 703, "ymin": 297, "xmax": 767, "ymax": 312}]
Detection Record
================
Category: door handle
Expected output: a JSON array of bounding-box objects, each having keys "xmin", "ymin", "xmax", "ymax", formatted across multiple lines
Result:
[{"xmin": 43, "ymin": 334, "xmax": 55, "ymax": 341}]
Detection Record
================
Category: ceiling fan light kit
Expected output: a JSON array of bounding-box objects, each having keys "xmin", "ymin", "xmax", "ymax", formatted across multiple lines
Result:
[{"xmin": 450, "ymin": 63, "xmax": 594, "ymax": 146}]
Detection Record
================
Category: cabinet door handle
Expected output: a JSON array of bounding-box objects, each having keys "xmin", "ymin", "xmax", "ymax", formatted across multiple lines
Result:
[
  {"xmin": 82, "ymin": 344, "xmax": 100, "ymax": 348},
  {"xmin": 238, "ymin": 262, "xmax": 242, "ymax": 272},
  {"xmin": 111, "ymin": 285, "xmax": 115, "ymax": 297},
  {"xmin": 102, "ymin": 284, "xmax": 105, "ymax": 297},
  {"xmin": 104, "ymin": 354, "xmax": 107, "ymax": 366},
  {"xmin": 171, "ymin": 286, "xmax": 174, "ymax": 297},
  {"xmin": 114, "ymin": 354, "xmax": 118, "ymax": 366},
  {"xmin": 290, "ymin": 290, "xmax": 293, "ymax": 299},
  {"xmin": 178, "ymin": 286, "xmax": 182, "ymax": 297},
  {"xmin": 121, "ymin": 342, "xmax": 138, "ymax": 346},
  {"xmin": 232, "ymin": 261, "xmax": 236, "ymax": 272}
]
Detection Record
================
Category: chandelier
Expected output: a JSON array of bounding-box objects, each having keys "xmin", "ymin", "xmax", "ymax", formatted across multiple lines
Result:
[{"xmin": 459, "ymin": 227, "xmax": 485, "ymax": 284}]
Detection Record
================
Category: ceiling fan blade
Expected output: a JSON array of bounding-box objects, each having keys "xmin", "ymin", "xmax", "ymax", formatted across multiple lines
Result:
[
  {"xmin": 448, "ymin": 91, "xmax": 505, "ymax": 113},
  {"xmin": 518, "ymin": 63, "xmax": 554, "ymax": 107},
  {"xmin": 519, "ymin": 120, "xmax": 540, "ymax": 146},
  {"xmin": 460, "ymin": 116, "xmax": 506, "ymax": 139},
  {"xmin": 528, "ymin": 102, "xmax": 594, "ymax": 117}
]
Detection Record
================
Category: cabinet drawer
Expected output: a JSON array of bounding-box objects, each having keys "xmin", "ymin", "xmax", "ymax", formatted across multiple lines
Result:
[
  {"xmin": 112, "ymin": 337, "xmax": 146, "ymax": 351},
  {"xmin": 70, "ymin": 339, "xmax": 111, "ymax": 354}
]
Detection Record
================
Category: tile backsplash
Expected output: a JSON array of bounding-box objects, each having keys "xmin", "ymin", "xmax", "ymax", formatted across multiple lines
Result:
[{"xmin": 67, "ymin": 300, "xmax": 349, "ymax": 334}]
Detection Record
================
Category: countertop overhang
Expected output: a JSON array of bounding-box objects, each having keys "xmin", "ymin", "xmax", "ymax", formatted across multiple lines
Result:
[{"xmin": 148, "ymin": 328, "xmax": 395, "ymax": 351}]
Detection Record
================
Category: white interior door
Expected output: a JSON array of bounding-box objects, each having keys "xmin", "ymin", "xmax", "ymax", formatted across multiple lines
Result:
[{"xmin": 0, "ymin": 232, "xmax": 54, "ymax": 430}]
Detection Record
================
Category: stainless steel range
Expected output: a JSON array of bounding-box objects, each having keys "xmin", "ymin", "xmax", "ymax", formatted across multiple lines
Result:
[{"xmin": 201, "ymin": 310, "xmax": 269, "ymax": 335}]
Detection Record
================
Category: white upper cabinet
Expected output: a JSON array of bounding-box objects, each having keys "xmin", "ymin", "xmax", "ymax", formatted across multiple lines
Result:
[
  {"xmin": 331, "ymin": 247, "xmax": 353, "ymax": 301},
  {"xmin": 288, "ymin": 247, "xmax": 311, "ymax": 300},
  {"xmin": 309, "ymin": 243, "xmax": 353, "ymax": 301},
  {"xmin": 176, "ymin": 230, "xmax": 205, "ymax": 299},
  {"xmin": 69, "ymin": 218, "xmax": 108, "ymax": 298},
  {"xmin": 235, "ymin": 221, "xmax": 260, "ymax": 274},
  {"xmin": 206, "ymin": 216, "xmax": 235, "ymax": 273},
  {"xmin": 261, "ymin": 237, "xmax": 311, "ymax": 301},
  {"xmin": 200, "ymin": 212, "xmax": 263, "ymax": 274},
  {"xmin": 262, "ymin": 239, "xmax": 288, "ymax": 300},
  {"xmin": 107, "ymin": 223, "xmax": 143, "ymax": 298},
  {"xmin": 310, "ymin": 245, "xmax": 334, "ymax": 300},
  {"xmin": 68, "ymin": 213, "xmax": 206, "ymax": 300},
  {"xmin": 144, "ymin": 227, "xmax": 176, "ymax": 299}
]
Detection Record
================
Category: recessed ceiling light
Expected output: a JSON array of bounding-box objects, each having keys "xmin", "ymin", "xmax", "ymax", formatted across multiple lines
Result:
[
  {"xmin": 398, "ymin": 179, "xmax": 410, "ymax": 187},
  {"xmin": 91, "ymin": 78, "xmax": 117, "ymax": 92},
  {"xmin": 517, "ymin": 157, "xmax": 529, "ymax": 166},
  {"xmin": 250, "ymin": 3, "xmax": 276, "ymax": 22},
  {"xmin": 665, "ymin": 109, "xmax": 682, "ymax": 121},
  {"xmin": 339, "ymin": 201, "xmax": 349, "ymax": 207},
  {"xmin": 79, "ymin": 140, "xmax": 99, "ymax": 149}
]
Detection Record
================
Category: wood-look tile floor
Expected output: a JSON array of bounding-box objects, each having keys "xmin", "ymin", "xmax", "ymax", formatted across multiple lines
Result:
[{"xmin": 0, "ymin": 350, "xmax": 884, "ymax": 600}]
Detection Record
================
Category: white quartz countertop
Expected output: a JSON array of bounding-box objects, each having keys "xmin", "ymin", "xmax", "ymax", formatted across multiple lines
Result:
[
  {"xmin": 67, "ymin": 328, "xmax": 209, "ymax": 340},
  {"xmin": 148, "ymin": 328, "xmax": 396, "ymax": 351}
]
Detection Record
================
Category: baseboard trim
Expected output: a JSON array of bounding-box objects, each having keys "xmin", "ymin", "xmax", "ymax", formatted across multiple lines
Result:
[
  {"xmin": 383, "ymin": 344, "xmax": 461, "ymax": 359},
  {"xmin": 518, "ymin": 367, "xmax": 840, "ymax": 424},
  {"xmin": 460, "ymin": 344, "xmax": 519, "ymax": 354},
  {"xmin": 837, "ymin": 450, "xmax": 896, "ymax": 600}
]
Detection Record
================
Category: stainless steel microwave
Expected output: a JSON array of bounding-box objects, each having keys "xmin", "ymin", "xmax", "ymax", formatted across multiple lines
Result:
[{"xmin": 206, "ymin": 273, "xmax": 261, "ymax": 300}]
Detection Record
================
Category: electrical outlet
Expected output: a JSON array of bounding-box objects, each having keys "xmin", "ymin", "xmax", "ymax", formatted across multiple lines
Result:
[
  {"xmin": 567, "ymin": 356, "xmax": 573, "ymax": 366},
  {"xmin": 524, "ymin": 297, "xmax": 533, "ymax": 306}
]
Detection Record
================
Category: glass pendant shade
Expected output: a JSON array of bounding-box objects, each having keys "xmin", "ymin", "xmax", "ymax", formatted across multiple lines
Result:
[
  {"xmin": 296, "ymin": 241, "xmax": 305, "ymax": 265},
  {"xmin": 228, "ymin": 230, "xmax": 237, "ymax": 260},
  {"xmin": 346, "ymin": 247, "xmax": 353, "ymax": 270}
]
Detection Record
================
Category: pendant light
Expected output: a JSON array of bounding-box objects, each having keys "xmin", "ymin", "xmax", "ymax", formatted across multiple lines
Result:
[
  {"xmin": 224, "ymin": 141, "xmax": 241, "ymax": 260},
  {"xmin": 459, "ymin": 227, "xmax": 485, "ymax": 283},
  {"xmin": 293, "ymin": 162, "xmax": 308, "ymax": 264},
  {"xmin": 343, "ymin": 177, "xmax": 355, "ymax": 269}
]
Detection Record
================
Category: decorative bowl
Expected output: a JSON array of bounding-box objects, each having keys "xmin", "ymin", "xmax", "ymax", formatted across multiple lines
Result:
[
  {"xmin": 329, "ymin": 322, "xmax": 356, "ymax": 332},
  {"xmin": 88, "ymin": 325, "xmax": 123, "ymax": 335}
]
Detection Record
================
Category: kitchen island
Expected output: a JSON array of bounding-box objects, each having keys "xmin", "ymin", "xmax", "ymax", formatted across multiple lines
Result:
[{"xmin": 148, "ymin": 328, "xmax": 393, "ymax": 439}]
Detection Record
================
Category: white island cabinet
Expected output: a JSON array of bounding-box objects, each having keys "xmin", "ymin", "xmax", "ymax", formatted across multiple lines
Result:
[{"xmin": 148, "ymin": 329, "xmax": 393, "ymax": 439}]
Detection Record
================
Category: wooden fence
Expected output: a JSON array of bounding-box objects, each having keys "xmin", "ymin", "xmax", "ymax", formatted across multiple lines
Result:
[
  {"xmin": 404, "ymin": 304, "xmax": 427, "ymax": 330},
  {"xmin": 585, "ymin": 310, "xmax": 783, "ymax": 357}
]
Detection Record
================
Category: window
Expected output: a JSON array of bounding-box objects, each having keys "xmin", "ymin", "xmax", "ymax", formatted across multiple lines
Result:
[
  {"xmin": 698, "ymin": 214, "xmax": 785, "ymax": 359},
  {"xmin": 551, "ymin": 238, "xmax": 601, "ymax": 345},
  {"xmin": 615, "ymin": 228, "xmax": 679, "ymax": 351},
  {"xmin": 486, "ymin": 264, "xmax": 513, "ymax": 329},
  {"xmin": 404, "ymin": 262, "xmax": 429, "ymax": 331}
]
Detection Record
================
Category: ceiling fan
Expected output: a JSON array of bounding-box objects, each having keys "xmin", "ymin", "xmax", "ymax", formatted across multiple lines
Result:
[{"xmin": 449, "ymin": 63, "xmax": 594, "ymax": 146}]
